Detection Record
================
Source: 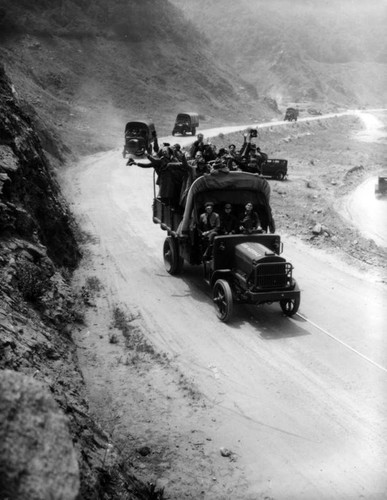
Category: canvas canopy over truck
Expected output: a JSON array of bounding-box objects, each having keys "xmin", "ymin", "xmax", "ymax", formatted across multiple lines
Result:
[
  {"xmin": 123, "ymin": 120, "xmax": 158, "ymax": 162},
  {"xmin": 172, "ymin": 112, "xmax": 199, "ymax": 136},
  {"xmin": 152, "ymin": 167, "xmax": 301, "ymax": 322}
]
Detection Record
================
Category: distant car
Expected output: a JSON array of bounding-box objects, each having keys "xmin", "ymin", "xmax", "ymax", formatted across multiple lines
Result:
[
  {"xmin": 375, "ymin": 176, "xmax": 387, "ymax": 196},
  {"xmin": 260, "ymin": 159, "xmax": 288, "ymax": 181},
  {"xmin": 284, "ymin": 108, "xmax": 299, "ymax": 121},
  {"xmin": 123, "ymin": 121, "xmax": 158, "ymax": 161},
  {"xmin": 307, "ymin": 108, "xmax": 322, "ymax": 116},
  {"xmin": 172, "ymin": 112, "xmax": 199, "ymax": 136}
]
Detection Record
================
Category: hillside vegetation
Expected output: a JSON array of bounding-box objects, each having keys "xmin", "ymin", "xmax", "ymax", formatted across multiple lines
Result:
[
  {"xmin": 172, "ymin": 0, "xmax": 387, "ymax": 108},
  {"xmin": 0, "ymin": 0, "xmax": 271, "ymax": 156}
]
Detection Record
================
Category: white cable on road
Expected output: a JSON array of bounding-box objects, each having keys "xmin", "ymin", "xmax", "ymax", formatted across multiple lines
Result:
[{"xmin": 297, "ymin": 312, "xmax": 387, "ymax": 374}]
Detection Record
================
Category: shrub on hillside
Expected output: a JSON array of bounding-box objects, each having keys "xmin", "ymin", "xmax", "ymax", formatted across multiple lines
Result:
[{"xmin": 16, "ymin": 260, "xmax": 48, "ymax": 302}]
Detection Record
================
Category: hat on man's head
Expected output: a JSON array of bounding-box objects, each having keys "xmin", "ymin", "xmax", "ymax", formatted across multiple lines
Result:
[
  {"xmin": 224, "ymin": 203, "xmax": 232, "ymax": 209},
  {"xmin": 205, "ymin": 201, "xmax": 214, "ymax": 208}
]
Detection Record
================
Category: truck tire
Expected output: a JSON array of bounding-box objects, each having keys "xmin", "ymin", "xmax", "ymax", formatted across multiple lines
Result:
[
  {"xmin": 276, "ymin": 171, "xmax": 285, "ymax": 181},
  {"xmin": 163, "ymin": 237, "xmax": 183, "ymax": 275},
  {"xmin": 280, "ymin": 296, "xmax": 300, "ymax": 316},
  {"xmin": 213, "ymin": 279, "xmax": 233, "ymax": 322},
  {"xmin": 191, "ymin": 127, "xmax": 196, "ymax": 136}
]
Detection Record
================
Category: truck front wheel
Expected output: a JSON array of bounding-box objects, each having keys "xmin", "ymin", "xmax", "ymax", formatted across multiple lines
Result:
[
  {"xmin": 163, "ymin": 237, "xmax": 183, "ymax": 275},
  {"xmin": 280, "ymin": 296, "xmax": 300, "ymax": 316},
  {"xmin": 213, "ymin": 279, "xmax": 233, "ymax": 322}
]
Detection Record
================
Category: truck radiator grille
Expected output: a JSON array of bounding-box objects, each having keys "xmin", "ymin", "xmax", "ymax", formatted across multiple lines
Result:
[{"xmin": 253, "ymin": 262, "xmax": 292, "ymax": 289}]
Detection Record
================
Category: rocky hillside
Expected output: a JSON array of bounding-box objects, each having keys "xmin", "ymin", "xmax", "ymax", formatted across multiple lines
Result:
[
  {"xmin": 0, "ymin": 0, "xmax": 274, "ymax": 157},
  {"xmin": 0, "ymin": 64, "xmax": 164, "ymax": 499},
  {"xmin": 172, "ymin": 0, "xmax": 387, "ymax": 109}
]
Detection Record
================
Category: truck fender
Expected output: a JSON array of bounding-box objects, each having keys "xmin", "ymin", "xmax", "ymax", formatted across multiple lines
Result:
[{"xmin": 210, "ymin": 269, "xmax": 232, "ymax": 288}]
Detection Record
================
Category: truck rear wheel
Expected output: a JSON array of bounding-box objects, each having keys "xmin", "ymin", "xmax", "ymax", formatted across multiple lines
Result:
[
  {"xmin": 163, "ymin": 237, "xmax": 183, "ymax": 275},
  {"xmin": 280, "ymin": 296, "xmax": 300, "ymax": 316},
  {"xmin": 213, "ymin": 279, "xmax": 233, "ymax": 322}
]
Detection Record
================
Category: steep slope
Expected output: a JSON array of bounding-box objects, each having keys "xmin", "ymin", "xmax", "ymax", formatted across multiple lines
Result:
[
  {"xmin": 172, "ymin": 0, "xmax": 387, "ymax": 108},
  {"xmin": 0, "ymin": 62, "xmax": 164, "ymax": 499},
  {"xmin": 0, "ymin": 0, "xmax": 273, "ymax": 156}
]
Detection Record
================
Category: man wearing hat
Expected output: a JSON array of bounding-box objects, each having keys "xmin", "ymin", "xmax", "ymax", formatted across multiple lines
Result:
[{"xmin": 199, "ymin": 201, "xmax": 220, "ymax": 260}]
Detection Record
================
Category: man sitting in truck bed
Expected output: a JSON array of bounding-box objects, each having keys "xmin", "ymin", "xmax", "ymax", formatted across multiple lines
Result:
[
  {"xmin": 219, "ymin": 203, "xmax": 239, "ymax": 235},
  {"xmin": 199, "ymin": 201, "xmax": 220, "ymax": 260},
  {"xmin": 239, "ymin": 202, "xmax": 261, "ymax": 234}
]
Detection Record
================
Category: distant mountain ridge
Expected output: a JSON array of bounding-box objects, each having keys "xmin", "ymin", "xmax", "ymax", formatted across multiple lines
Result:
[{"xmin": 172, "ymin": 0, "xmax": 387, "ymax": 108}]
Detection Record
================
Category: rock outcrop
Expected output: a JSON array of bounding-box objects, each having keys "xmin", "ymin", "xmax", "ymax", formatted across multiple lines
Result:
[
  {"xmin": 0, "ymin": 370, "xmax": 80, "ymax": 500},
  {"xmin": 0, "ymin": 64, "xmax": 80, "ymax": 269}
]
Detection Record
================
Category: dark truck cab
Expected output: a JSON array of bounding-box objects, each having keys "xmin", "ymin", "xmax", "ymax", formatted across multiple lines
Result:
[{"xmin": 152, "ymin": 168, "xmax": 300, "ymax": 322}]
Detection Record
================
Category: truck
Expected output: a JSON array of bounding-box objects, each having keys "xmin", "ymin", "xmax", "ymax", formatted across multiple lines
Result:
[
  {"xmin": 172, "ymin": 112, "xmax": 199, "ymax": 136},
  {"xmin": 375, "ymin": 176, "xmax": 387, "ymax": 196},
  {"xmin": 122, "ymin": 121, "xmax": 158, "ymax": 163},
  {"xmin": 284, "ymin": 108, "xmax": 299, "ymax": 121},
  {"xmin": 260, "ymin": 159, "xmax": 288, "ymax": 180},
  {"xmin": 152, "ymin": 167, "xmax": 301, "ymax": 322}
]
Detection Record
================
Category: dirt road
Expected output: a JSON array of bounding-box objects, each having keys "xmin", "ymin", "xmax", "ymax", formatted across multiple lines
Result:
[{"xmin": 61, "ymin": 116, "xmax": 387, "ymax": 499}]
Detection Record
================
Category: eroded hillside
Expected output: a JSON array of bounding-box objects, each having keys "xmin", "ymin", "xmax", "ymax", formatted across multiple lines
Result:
[
  {"xmin": 0, "ymin": 0, "xmax": 272, "ymax": 156},
  {"xmin": 173, "ymin": 0, "xmax": 387, "ymax": 108},
  {"xmin": 0, "ymin": 61, "xmax": 165, "ymax": 499}
]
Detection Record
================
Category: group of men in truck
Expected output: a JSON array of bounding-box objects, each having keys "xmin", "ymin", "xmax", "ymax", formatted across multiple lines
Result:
[
  {"xmin": 199, "ymin": 200, "xmax": 261, "ymax": 260},
  {"xmin": 128, "ymin": 128, "xmax": 267, "ymax": 179},
  {"xmin": 187, "ymin": 130, "xmax": 268, "ymax": 176},
  {"xmin": 127, "ymin": 127, "xmax": 270, "ymax": 259}
]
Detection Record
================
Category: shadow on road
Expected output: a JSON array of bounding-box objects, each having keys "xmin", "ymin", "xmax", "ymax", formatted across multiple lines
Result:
[{"xmin": 174, "ymin": 263, "xmax": 310, "ymax": 340}]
